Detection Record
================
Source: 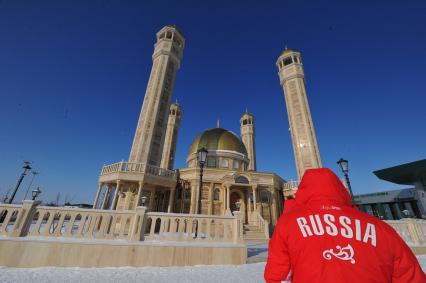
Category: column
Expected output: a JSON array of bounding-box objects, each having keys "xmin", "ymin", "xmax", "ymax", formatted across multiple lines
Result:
[
  {"xmin": 92, "ymin": 182, "xmax": 103, "ymax": 209},
  {"xmin": 190, "ymin": 182, "xmax": 197, "ymax": 214},
  {"xmin": 101, "ymin": 184, "xmax": 111, "ymax": 209},
  {"xmin": 110, "ymin": 180, "xmax": 121, "ymax": 210},
  {"xmin": 247, "ymin": 193, "xmax": 252, "ymax": 222},
  {"xmin": 226, "ymin": 186, "xmax": 230, "ymax": 213},
  {"xmin": 208, "ymin": 183, "xmax": 214, "ymax": 215},
  {"xmin": 168, "ymin": 187, "xmax": 175, "ymax": 213},
  {"xmin": 252, "ymin": 186, "xmax": 257, "ymax": 212},
  {"xmin": 270, "ymin": 188, "xmax": 278, "ymax": 225},
  {"xmin": 135, "ymin": 181, "xmax": 143, "ymax": 208}
]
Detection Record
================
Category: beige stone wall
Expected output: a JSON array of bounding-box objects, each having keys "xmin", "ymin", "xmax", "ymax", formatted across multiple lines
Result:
[{"xmin": 0, "ymin": 238, "xmax": 247, "ymax": 267}]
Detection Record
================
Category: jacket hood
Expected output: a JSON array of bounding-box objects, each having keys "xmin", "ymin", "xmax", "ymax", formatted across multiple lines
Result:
[{"xmin": 295, "ymin": 168, "xmax": 353, "ymax": 207}]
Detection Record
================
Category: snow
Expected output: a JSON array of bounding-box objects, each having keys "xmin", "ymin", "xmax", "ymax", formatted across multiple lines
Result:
[{"xmin": 0, "ymin": 244, "xmax": 424, "ymax": 283}]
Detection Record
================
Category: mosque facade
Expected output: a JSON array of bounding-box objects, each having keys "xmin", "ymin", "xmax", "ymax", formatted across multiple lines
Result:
[{"xmin": 93, "ymin": 25, "xmax": 321, "ymax": 227}]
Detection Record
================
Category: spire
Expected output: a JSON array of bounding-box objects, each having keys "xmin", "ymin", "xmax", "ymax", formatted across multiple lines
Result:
[{"xmin": 217, "ymin": 119, "xmax": 220, "ymax": 128}]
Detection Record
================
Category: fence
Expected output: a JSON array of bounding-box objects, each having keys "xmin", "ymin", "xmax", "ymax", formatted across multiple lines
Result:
[
  {"xmin": 0, "ymin": 200, "xmax": 243, "ymax": 244},
  {"xmin": 100, "ymin": 161, "xmax": 177, "ymax": 180}
]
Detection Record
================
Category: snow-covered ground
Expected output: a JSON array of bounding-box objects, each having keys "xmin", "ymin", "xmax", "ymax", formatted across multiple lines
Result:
[{"xmin": 0, "ymin": 244, "xmax": 424, "ymax": 283}]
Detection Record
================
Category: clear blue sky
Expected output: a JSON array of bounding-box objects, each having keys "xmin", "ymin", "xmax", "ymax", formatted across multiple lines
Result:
[{"xmin": 0, "ymin": 1, "xmax": 425, "ymax": 204}]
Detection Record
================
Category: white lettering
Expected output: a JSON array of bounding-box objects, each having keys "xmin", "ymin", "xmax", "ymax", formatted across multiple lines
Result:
[
  {"xmin": 296, "ymin": 217, "xmax": 312, "ymax": 237},
  {"xmin": 355, "ymin": 219, "xmax": 361, "ymax": 241},
  {"xmin": 339, "ymin": 216, "xmax": 353, "ymax": 238},
  {"xmin": 363, "ymin": 223, "xmax": 377, "ymax": 247},
  {"xmin": 324, "ymin": 214, "xmax": 337, "ymax": 236},
  {"xmin": 309, "ymin": 215, "xmax": 325, "ymax": 235}
]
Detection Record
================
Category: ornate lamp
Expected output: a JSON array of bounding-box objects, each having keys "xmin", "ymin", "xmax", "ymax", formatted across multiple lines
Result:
[
  {"xmin": 141, "ymin": 196, "xmax": 147, "ymax": 207},
  {"xmin": 337, "ymin": 158, "xmax": 353, "ymax": 199},
  {"xmin": 31, "ymin": 187, "xmax": 42, "ymax": 200},
  {"xmin": 196, "ymin": 147, "xmax": 208, "ymax": 167},
  {"xmin": 337, "ymin": 158, "xmax": 349, "ymax": 175}
]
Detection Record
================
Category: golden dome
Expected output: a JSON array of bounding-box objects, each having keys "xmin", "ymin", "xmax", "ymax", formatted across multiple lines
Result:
[{"xmin": 188, "ymin": 128, "xmax": 248, "ymax": 157}]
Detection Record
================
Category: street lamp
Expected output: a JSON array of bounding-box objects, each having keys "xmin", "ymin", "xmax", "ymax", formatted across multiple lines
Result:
[
  {"xmin": 337, "ymin": 158, "xmax": 354, "ymax": 200},
  {"xmin": 196, "ymin": 147, "xmax": 208, "ymax": 214},
  {"xmin": 23, "ymin": 171, "xmax": 39, "ymax": 201},
  {"xmin": 8, "ymin": 161, "xmax": 32, "ymax": 204},
  {"xmin": 141, "ymin": 196, "xmax": 147, "ymax": 207},
  {"xmin": 31, "ymin": 187, "xmax": 42, "ymax": 200}
]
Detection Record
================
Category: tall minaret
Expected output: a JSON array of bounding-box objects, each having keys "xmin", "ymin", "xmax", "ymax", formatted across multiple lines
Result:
[
  {"xmin": 129, "ymin": 25, "xmax": 185, "ymax": 166},
  {"xmin": 276, "ymin": 48, "xmax": 322, "ymax": 179},
  {"xmin": 160, "ymin": 102, "xmax": 183, "ymax": 169},
  {"xmin": 240, "ymin": 111, "xmax": 256, "ymax": 171}
]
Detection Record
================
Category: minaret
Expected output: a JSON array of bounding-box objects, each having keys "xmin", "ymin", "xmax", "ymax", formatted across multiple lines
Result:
[
  {"xmin": 129, "ymin": 25, "xmax": 185, "ymax": 166},
  {"xmin": 276, "ymin": 48, "xmax": 322, "ymax": 179},
  {"xmin": 160, "ymin": 102, "xmax": 183, "ymax": 169},
  {"xmin": 240, "ymin": 111, "xmax": 256, "ymax": 171}
]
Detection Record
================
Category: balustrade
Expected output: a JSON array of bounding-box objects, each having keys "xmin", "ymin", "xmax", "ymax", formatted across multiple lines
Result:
[
  {"xmin": 100, "ymin": 161, "xmax": 177, "ymax": 180},
  {"xmin": 0, "ymin": 202, "xmax": 243, "ymax": 244}
]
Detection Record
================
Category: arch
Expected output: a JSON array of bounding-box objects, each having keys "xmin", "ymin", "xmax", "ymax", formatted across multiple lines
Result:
[
  {"xmin": 6, "ymin": 210, "xmax": 19, "ymax": 231},
  {"xmin": 235, "ymin": 175, "xmax": 249, "ymax": 184},
  {"xmin": 50, "ymin": 213, "xmax": 61, "ymax": 234},
  {"xmin": 0, "ymin": 209, "xmax": 8, "ymax": 231}
]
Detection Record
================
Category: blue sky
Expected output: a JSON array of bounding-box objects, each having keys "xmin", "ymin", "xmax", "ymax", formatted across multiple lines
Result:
[{"xmin": 0, "ymin": 1, "xmax": 425, "ymax": 204}]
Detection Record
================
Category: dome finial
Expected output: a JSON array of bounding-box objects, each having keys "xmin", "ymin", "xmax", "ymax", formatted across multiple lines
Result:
[{"xmin": 217, "ymin": 119, "xmax": 220, "ymax": 128}]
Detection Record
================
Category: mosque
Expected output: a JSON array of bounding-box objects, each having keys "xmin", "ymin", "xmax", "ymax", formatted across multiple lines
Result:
[{"xmin": 92, "ymin": 25, "xmax": 322, "ymax": 230}]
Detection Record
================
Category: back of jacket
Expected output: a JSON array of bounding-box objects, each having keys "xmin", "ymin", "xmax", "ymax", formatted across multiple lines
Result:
[{"xmin": 265, "ymin": 168, "xmax": 425, "ymax": 283}]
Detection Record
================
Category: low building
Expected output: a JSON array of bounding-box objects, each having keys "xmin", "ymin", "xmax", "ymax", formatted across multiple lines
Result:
[{"xmin": 355, "ymin": 188, "xmax": 426, "ymax": 219}]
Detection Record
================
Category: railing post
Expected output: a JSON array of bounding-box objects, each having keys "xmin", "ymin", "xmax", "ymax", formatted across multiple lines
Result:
[
  {"xmin": 15, "ymin": 200, "xmax": 40, "ymax": 237},
  {"xmin": 130, "ymin": 206, "xmax": 147, "ymax": 241},
  {"xmin": 406, "ymin": 218, "xmax": 423, "ymax": 245}
]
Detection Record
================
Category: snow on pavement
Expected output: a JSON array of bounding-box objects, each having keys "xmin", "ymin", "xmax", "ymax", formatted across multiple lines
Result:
[{"xmin": 0, "ymin": 245, "xmax": 424, "ymax": 283}]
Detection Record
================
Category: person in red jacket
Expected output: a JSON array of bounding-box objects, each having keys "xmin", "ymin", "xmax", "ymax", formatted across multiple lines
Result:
[{"xmin": 265, "ymin": 168, "xmax": 426, "ymax": 283}]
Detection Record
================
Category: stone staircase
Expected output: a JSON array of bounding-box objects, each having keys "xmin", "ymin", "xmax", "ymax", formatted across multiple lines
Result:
[{"xmin": 243, "ymin": 223, "xmax": 269, "ymax": 243}]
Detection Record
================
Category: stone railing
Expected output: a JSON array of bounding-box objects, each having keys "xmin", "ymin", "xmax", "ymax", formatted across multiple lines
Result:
[
  {"xmin": 0, "ymin": 201, "xmax": 243, "ymax": 244},
  {"xmin": 254, "ymin": 212, "xmax": 269, "ymax": 239},
  {"xmin": 386, "ymin": 219, "xmax": 426, "ymax": 245},
  {"xmin": 100, "ymin": 161, "xmax": 177, "ymax": 180},
  {"xmin": 283, "ymin": 180, "xmax": 298, "ymax": 192},
  {"xmin": 144, "ymin": 212, "xmax": 242, "ymax": 243}
]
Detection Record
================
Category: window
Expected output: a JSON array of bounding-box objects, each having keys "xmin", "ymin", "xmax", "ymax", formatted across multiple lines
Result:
[
  {"xmin": 293, "ymin": 56, "xmax": 298, "ymax": 63},
  {"xmin": 243, "ymin": 119, "xmax": 248, "ymax": 125},
  {"xmin": 207, "ymin": 158, "xmax": 216, "ymax": 168},
  {"xmin": 233, "ymin": 160, "xmax": 239, "ymax": 169},
  {"xmin": 220, "ymin": 159, "xmax": 229, "ymax": 168},
  {"xmin": 283, "ymin": 57, "xmax": 293, "ymax": 66},
  {"xmin": 214, "ymin": 189, "xmax": 220, "ymax": 201}
]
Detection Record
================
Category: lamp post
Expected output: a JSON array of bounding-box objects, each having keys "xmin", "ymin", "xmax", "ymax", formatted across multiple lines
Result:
[
  {"xmin": 8, "ymin": 161, "xmax": 32, "ymax": 204},
  {"xmin": 31, "ymin": 187, "xmax": 42, "ymax": 200},
  {"xmin": 196, "ymin": 147, "xmax": 208, "ymax": 214},
  {"xmin": 141, "ymin": 196, "xmax": 147, "ymax": 207},
  {"xmin": 23, "ymin": 171, "xmax": 39, "ymax": 201},
  {"xmin": 337, "ymin": 158, "xmax": 354, "ymax": 200}
]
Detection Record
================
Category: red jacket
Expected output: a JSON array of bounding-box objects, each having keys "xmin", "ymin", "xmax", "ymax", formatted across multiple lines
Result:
[{"xmin": 265, "ymin": 168, "xmax": 426, "ymax": 283}]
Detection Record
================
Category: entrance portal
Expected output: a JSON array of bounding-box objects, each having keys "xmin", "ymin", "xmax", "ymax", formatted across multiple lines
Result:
[{"xmin": 230, "ymin": 192, "xmax": 241, "ymax": 212}]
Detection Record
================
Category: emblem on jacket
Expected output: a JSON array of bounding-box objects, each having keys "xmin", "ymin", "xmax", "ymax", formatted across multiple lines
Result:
[{"xmin": 322, "ymin": 244, "xmax": 356, "ymax": 264}]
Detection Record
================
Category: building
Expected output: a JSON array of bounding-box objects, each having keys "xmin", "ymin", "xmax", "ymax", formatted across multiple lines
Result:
[
  {"xmin": 355, "ymin": 159, "xmax": 426, "ymax": 219},
  {"xmin": 276, "ymin": 48, "xmax": 322, "ymax": 179},
  {"xmin": 355, "ymin": 188, "xmax": 426, "ymax": 219},
  {"xmin": 91, "ymin": 26, "xmax": 303, "ymax": 231}
]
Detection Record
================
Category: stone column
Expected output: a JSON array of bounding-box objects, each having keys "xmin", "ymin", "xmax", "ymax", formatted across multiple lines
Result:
[
  {"xmin": 226, "ymin": 186, "xmax": 231, "ymax": 214},
  {"xmin": 252, "ymin": 186, "xmax": 257, "ymax": 212},
  {"xmin": 208, "ymin": 183, "xmax": 214, "ymax": 215},
  {"xmin": 110, "ymin": 180, "xmax": 121, "ymax": 210},
  {"xmin": 101, "ymin": 184, "xmax": 110, "ymax": 209},
  {"xmin": 134, "ymin": 181, "xmax": 143, "ymax": 208},
  {"xmin": 92, "ymin": 182, "xmax": 103, "ymax": 209},
  {"xmin": 190, "ymin": 182, "xmax": 197, "ymax": 214},
  {"xmin": 168, "ymin": 187, "xmax": 175, "ymax": 213},
  {"xmin": 270, "ymin": 188, "xmax": 278, "ymax": 225}
]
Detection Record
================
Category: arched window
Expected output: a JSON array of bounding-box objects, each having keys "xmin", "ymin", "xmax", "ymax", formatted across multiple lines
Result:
[
  {"xmin": 220, "ymin": 159, "xmax": 229, "ymax": 168},
  {"xmin": 235, "ymin": 175, "xmax": 249, "ymax": 184},
  {"xmin": 214, "ymin": 189, "xmax": 220, "ymax": 201}
]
